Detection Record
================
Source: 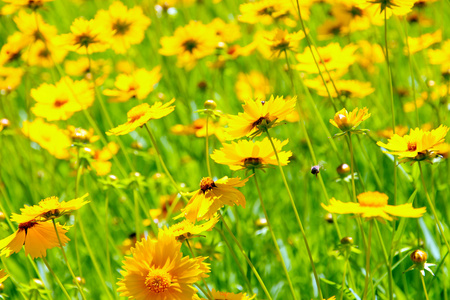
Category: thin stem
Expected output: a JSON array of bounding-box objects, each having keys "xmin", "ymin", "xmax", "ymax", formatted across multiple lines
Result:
[
  {"xmin": 419, "ymin": 162, "xmax": 450, "ymax": 254},
  {"xmin": 253, "ymin": 170, "xmax": 298, "ymax": 300},
  {"xmin": 265, "ymin": 129, "xmax": 322, "ymax": 299},
  {"xmin": 403, "ymin": 17, "xmax": 419, "ymax": 127},
  {"xmin": 348, "ymin": 133, "xmax": 357, "ymax": 202},
  {"xmin": 104, "ymin": 190, "xmax": 117, "ymax": 299},
  {"xmin": 186, "ymin": 240, "xmax": 213, "ymax": 300},
  {"xmin": 374, "ymin": 221, "xmax": 393, "ymax": 299},
  {"xmin": 219, "ymin": 213, "xmax": 273, "ymax": 300},
  {"xmin": 205, "ymin": 114, "xmax": 212, "ymax": 178},
  {"xmin": 41, "ymin": 257, "xmax": 71, "ymax": 300},
  {"xmin": 421, "ymin": 275, "xmax": 430, "ymax": 300},
  {"xmin": 363, "ymin": 220, "xmax": 373, "ymax": 300},
  {"xmin": 143, "ymin": 124, "xmax": 188, "ymax": 203},
  {"xmin": 51, "ymin": 220, "xmax": 86, "ymax": 300},
  {"xmin": 133, "ymin": 188, "xmax": 140, "ymax": 240},
  {"xmin": 74, "ymin": 147, "xmax": 83, "ymax": 277},
  {"xmin": 284, "ymin": 50, "xmax": 296, "ymax": 94},
  {"xmin": 339, "ymin": 259, "xmax": 348, "ymax": 300}
]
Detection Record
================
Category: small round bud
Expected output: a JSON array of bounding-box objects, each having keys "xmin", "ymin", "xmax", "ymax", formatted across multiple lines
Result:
[
  {"xmin": 132, "ymin": 172, "xmax": 141, "ymax": 178},
  {"xmin": 157, "ymin": 93, "xmax": 165, "ymax": 100},
  {"xmin": 336, "ymin": 163, "xmax": 350, "ymax": 175},
  {"xmin": 131, "ymin": 141, "xmax": 143, "ymax": 150},
  {"xmin": 216, "ymin": 42, "xmax": 226, "ymax": 49},
  {"xmin": 108, "ymin": 174, "xmax": 118, "ymax": 182},
  {"xmin": 73, "ymin": 276, "xmax": 86, "ymax": 285},
  {"xmin": 410, "ymin": 249, "xmax": 427, "ymax": 264},
  {"xmin": 0, "ymin": 118, "xmax": 10, "ymax": 128},
  {"xmin": 325, "ymin": 213, "xmax": 334, "ymax": 224},
  {"xmin": 204, "ymin": 100, "xmax": 217, "ymax": 110},
  {"xmin": 71, "ymin": 127, "xmax": 89, "ymax": 143},
  {"xmin": 255, "ymin": 218, "xmax": 267, "ymax": 227},
  {"xmin": 427, "ymin": 80, "xmax": 435, "ymax": 87},
  {"xmin": 0, "ymin": 282, "xmax": 4, "ymax": 291},
  {"xmin": 85, "ymin": 72, "xmax": 93, "ymax": 81},
  {"xmin": 32, "ymin": 279, "xmax": 45, "ymax": 288},
  {"xmin": 340, "ymin": 236, "xmax": 354, "ymax": 245},
  {"xmin": 152, "ymin": 173, "xmax": 164, "ymax": 180},
  {"xmin": 0, "ymin": 211, "xmax": 5, "ymax": 221},
  {"xmin": 197, "ymin": 81, "xmax": 207, "ymax": 90},
  {"xmin": 83, "ymin": 147, "xmax": 92, "ymax": 154}
]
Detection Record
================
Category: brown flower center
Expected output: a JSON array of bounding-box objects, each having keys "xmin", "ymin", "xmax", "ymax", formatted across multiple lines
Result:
[
  {"xmin": 182, "ymin": 39, "xmax": 198, "ymax": 53},
  {"xmin": 18, "ymin": 221, "xmax": 37, "ymax": 230},
  {"xmin": 112, "ymin": 20, "xmax": 131, "ymax": 35},
  {"xmin": 145, "ymin": 269, "xmax": 171, "ymax": 294},
  {"xmin": 243, "ymin": 157, "xmax": 262, "ymax": 168},
  {"xmin": 54, "ymin": 99, "xmax": 69, "ymax": 108},
  {"xmin": 407, "ymin": 142, "xmax": 417, "ymax": 151},
  {"xmin": 76, "ymin": 34, "xmax": 96, "ymax": 48},
  {"xmin": 252, "ymin": 116, "xmax": 270, "ymax": 128},
  {"xmin": 200, "ymin": 177, "xmax": 216, "ymax": 192}
]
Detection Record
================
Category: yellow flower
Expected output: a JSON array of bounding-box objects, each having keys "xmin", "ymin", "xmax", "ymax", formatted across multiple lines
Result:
[
  {"xmin": 428, "ymin": 39, "xmax": 450, "ymax": 70},
  {"xmin": 107, "ymin": 99, "xmax": 175, "ymax": 136},
  {"xmin": 238, "ymin": 0, "xmax": 301, "ymax": 27},
  {"xmin": 209, "ymin": 18, "xmax": 241, "ymax": 43},
  {"xmin": 95, "ymin": 1, "xmax": 151, "ymax": 54},
  {"xmin": 1, "ymin": 0, "xmax": 53, "ymax": 15},
  {"xmin": 0, "ymin": 32, "xmax": 27, "ymax": 65},
  {"xmin": 305, "ymin": 79, "xmax": 375, "ymax": 99},
  {"xmin": 295, "ymin": 43, "xmax": 358, "ymax": 74},
  {"xmin": 0, "ymin": 66, "xmax": 24, "ymax": 93},
  {"xmin": 66, "ymin": 125, "xmax": 99, "ymax": 144},
  {"xmin": 0, "ymin": 221, "xmax": 70, "ymax": 259},
  {"xmin": 159, "ymin": 21, "xmax": 219, "ymax": 69},
  {"xmin": 198, "ymin": 289, "xmax": 256, "ymax": 300},
  {"xmin": 377, "ymin": 125, "xmax": 449, "ymax": 162},
  {"xmin": 56, "ymin": 18, "xmax": 113, "ymax": 54},
  {"xmin": 357, "ymin": 0, "xmax": 416, "ymax": 18},
  {"xmin": 149, "ymin": 194, "xmax": 184, "ymax": 223},
  {"xmin": 226, "ymin": 95, "xmax": 296, "ymax": 139},
  {"xmin": 21, "ymin": 39, "xmax": 67, "ymax": 68},
  {"xmin": 235, "ymin": 71, "xmax": 271, "ymax": 102},
  {"xmin": 377, "ymin": 125, "xmax": 409, "ymax": 139},
  {"xmin": 11, "ymin": 194, "xmax": 89, "ymax": 224},
  {"xmin": 330, "ymin": 107, "xmax": 371, "ymax": 133},
  {"xmin": 0, "ymin": 269, "xmax": 8, "ymax": 284},
  {"xmin": 103, "ymin": 67, "xmax": 162, "ymax": 102},
  {"xmin": 171, "ymin": 118, "xmax": 227, "ymax": 141},
  {"xmin": 31, "ymin": 77, "xmax": 94, "ymax": 121},
  {"xmin": 406, "ymin": 30, "xmax": 441, "ymax": 55},
  {"xmin": 65, "ymin": 57, "xmax": 111, "ymax": 85},
  {"xmin": 164, "ymin": 215, "xmax": 220, "ymax": 242},
  {"xmin": 117, "ymin": 231, "xmax": 210, "ymax": 300},
  {"xmin": 264, "ymin": 29, "xmax": 306, "ymax": 56},
  {"xmin": 435, "ymin": 142, "xmax": 449, "ymax": 159},
  {"xmin": 322, "ymin": 192, "xmax": 426, "ymax": 221},
  {"xmin": 177, "ymin": 177, "xmax": 248, "ymax": 222},
  {"xmin": 331, "ymin": 2, "xmax": 383, "ymax": 33},
  {"xmin": 22, "ymin": 118, "xmax": 71, "ymax": 159},
  {"xmin": 356, "ymin": 40, "xmax": 385, "ymax": 73},
  {"xmin": 89, "ymin": 142, "xmax": 120, "ymax": 176},
  {"xmin": 14, "ymin": 11, "xmax": 57, "ymax": 44},
  {"xmin": 211, "ymin": 138, "xmax": 292, "ymax": 171}
]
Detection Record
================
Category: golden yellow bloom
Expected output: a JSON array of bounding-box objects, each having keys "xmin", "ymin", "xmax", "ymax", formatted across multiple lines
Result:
[
  {"xmin": 357, "ymin": 0, "xmax": 416, "ymax": 18},
  {"xmin": 164, "ymin": 215, "xmax": 220, "ymax": 241},
  {"xmin": 56, "ymin": 18, "xmax": 113, "ymax": 54},
  {"xmin": 211, "ymin": 138, "xmax": 292, "ymax": 171},
  {"xmin": 0, "ymin": 66, "xmax": 24, "ymax": 93},
  {"xmin": 11, "ymin": 194, "xmax": 89, "ymax": 224},
  {"xmin": 322, "ymin": 192, "xmax": 426, "ymax": 221},
  {"xmin": 0, "ymin": 269, "xmax": 8, "ymax": 284},
  {"xmin": 264, "ymin": 29, "xmax": 306, "ymax": 56},
  {"xmin": 295, "ymin": 43, "xmax": 357, "ymax": 74},
  {"xmin": 356, "ymin": 40, "xmax": 385, "ymax": 73},
  {"xmin": 226, "ymin": 95, "xmax": 296, "ymax": 139},
  {"xmin": 95, "ymin": 1, "xmax": 151, "ymax": 54},
  {"xmin": 0, "ymin": 221, "xmax": 70, "ymax": 259},
  {"xmin": 103, "ymin": 67, "xmax": 162, "ymax": 102},
  {"xmin": 435, "ymin": 142, "xmax": 449, "ymax": 159},
  {"xmin": 377, "ymin": 125, "xmax": 449, "ymax": 162},
  {"xmin": 305, "ymin": 79, "xmax": 375, "ymax": 99},
  {"xmin": 31, "ymin": 77, "xmax": 94, "ymax": 121},
  {"xmin": 171, "ymin": 118, "xmax": 227, "ymax": 141},
  {"xmin": 406, "ymin": 30, "xmax": 441, "ymax": 55},
  {"xmin": 331, "ymin": 2, "xmax": 382, "ymax": 33},
  {"xmin": 239, "ymin": 0, "xmax": 302, "ymax": 27},
  {"xmin": 89, "ymin": 142, "xmax": 120, "ymax": 176},
  {"xmin": 198, "ymin": 289, "xmax": 256, "ymax": 300},
  {"xmin": 106, "ymin": 99, "xmax": 175, "ymax": 136},
  {"xmin": 66, "ymin": 125, "xmax": 99, "ymax": 144},
  {"xmin": 14, "ymin": 11, "xmax": 57, "ymax": 44},
  {"xmin": 22, "ymin": 39, "xmax": 67, "ymax": 68},
  {"xmin": 117, "ymin": 231, "xmax": 210, "ymax": 299},
  {"xmin": 235, "ymin": 71, "xmax": 271, "ymax": 102},
  {"xmin": 149, "ymin": 194, "xmax": 184, "ymax": 223},
  {"xmin": 428, "ymin": 39, "xmax": 450, "ymax": 70},
  {"xmin": 330, "ymin": 107, "xmax": 371, "ymax": 133},
  {"xmin": 209, "ymin": 18, "xmax": 241, "ymax": 43},
  {"xmin": 0, "ymin": 33, "xmax": 27, "ymax": 65},
  {"xmin": 22, "ymin": 118, "xmax": 71, "ymax": 159},
  {"xmin": 159, "ymin": 21, "xmax": 219, "ymax": 69},
  {"xmin": 177, "ymin": 177, "xmax": 248, "ymax": 222},
  {"xmin": 1, "ymin": 0, "xmax": 53, "ymax": 14},
  {"xmin": 377, "ymin": 125, "xmax": 409, "ymax": 139}
]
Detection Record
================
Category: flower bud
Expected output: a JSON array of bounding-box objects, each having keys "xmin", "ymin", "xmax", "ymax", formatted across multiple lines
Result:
[
  {"xmin": 204, "ymin": 100, "xmax": 217, "ymax": 110},
  {"xmin": 325, "ymin": 213, "xmax": 334, "ymax": 224},
  {"xmin": 0, "ymin": 211, "xmax": 5, "ymax": 221},
  {"xmin": 108, "ymin": 174, "xmax": 118, "ymax": 181},
  {"xmin": 131, "ymin": 141, "xmax": 143, "ymax": 150},
  {"xmin": 0, "ymin": 118, "xmax": 10, "ymax": 128},
  {"xmin": 410, "ymin": 249, "xmax": 427, "ymax": 264},
  {"xmin": 32, "ymin": 279, "xmax": 45, "ymax": 289},
  {"xmin": 336, "ymin": 163, "xmax": 350, "ymax": 175},
  {"xmin": 255, "ymin": 218, "xmax": 267, "ymax": 227},
  {"xmin": 340, "ymin": 236, "xmax": 354, "ymax": 245},
  {"xmin": 73, "ymin": 276, "xmax": 86, "ymax": 285}
]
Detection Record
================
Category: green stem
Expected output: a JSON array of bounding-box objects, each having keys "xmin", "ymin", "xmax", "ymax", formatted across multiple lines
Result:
[
  {"xmin": 205, "ymin": 114, "xmax": 212, "ymax": 178},
  {"xmin": 74, "ymin": 148, "xmax": 83, "ymax": 277},
  {"xmin": 104, "ymin": 190, "xmax": 117, "ymax": 299},
  {"xmin": 339, "ymin": 258, "xmax": 348, "ymax": 300},
  {"xmin": 374, "ymin": 221, "xmax": 393, "ymax": 298},
  {"xmin": 421, "ymin": 275, "xmax": 430, "ymax": 300},
  {"xmin": 419, "ymin": 162, "xmax": 450, "ymax": 254},
  {"xmin": 41, "ymin": 257, "xmax": 71, "ymax": 300},
  {"xmin": 133, "ymin": 188, "xmax": 140, "ymax": 240},
  {"xmin": 253, "ymin": 170, "xmax": 298, "ymax": 300},
  {"xmin": 403, "ymin": 18, "xmax": 419, "ymax": 127},
  {"xmin": 265, "ymin": 129, "xmax": 322, "ymax": 299},
  {"xmin": 363, "ymin": 220, "xmax": 373, "ymax": 300},
  {"xmin": 219, "ymin": 213, "xmax": 272, "ymax": 300},
  {"xmin": 143, "ymin": 124, "xmax": 188, "ymax": 202},
  {"xmin": 186, "ymin": 240, "xmax": 213, "ymax": 300},
  {"xmin": 348, "ymin": 133, "xmax": 357, "ymax": 202},
  {"xmin": 51, "ymin": 220, "xmax": 86, "ymax": 300}
]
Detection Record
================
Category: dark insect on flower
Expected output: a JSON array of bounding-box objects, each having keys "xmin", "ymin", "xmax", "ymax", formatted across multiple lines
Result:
[{"xmin": 310, "ymin": 161, "xmax": 326, "ymax": 178}]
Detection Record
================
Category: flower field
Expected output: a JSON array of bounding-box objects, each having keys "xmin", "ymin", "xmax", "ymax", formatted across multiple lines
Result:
[{"xmin": 0, "ymin": 0, "xmax": 449, "ymax": 299}]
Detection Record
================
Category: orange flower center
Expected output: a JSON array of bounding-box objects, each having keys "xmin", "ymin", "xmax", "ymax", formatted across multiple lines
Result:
[
  {"xmin": 357, "ymin": 192, "xmax": 388, "ymax": 207},
  {"xmin": 200, "ymin": 177, "xmax": 216, "ymax": 192},
  {"xmin": 54, "ymin": 99, "xmax": 69, "ymax": 108},
  {"xmin": 127, "ymin": 104, "xmax": 149, "ymax": 122},
  {"xmin": 407, "ymin": 142, "xmax": 417, "ymax": 151},
  {"xmin": 145, "ymin": 269, "xmax": 171, "ymax": 294},
  {"xmin": 18, "ymin": 221, "xmax": 37, "ymax": 230}
]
